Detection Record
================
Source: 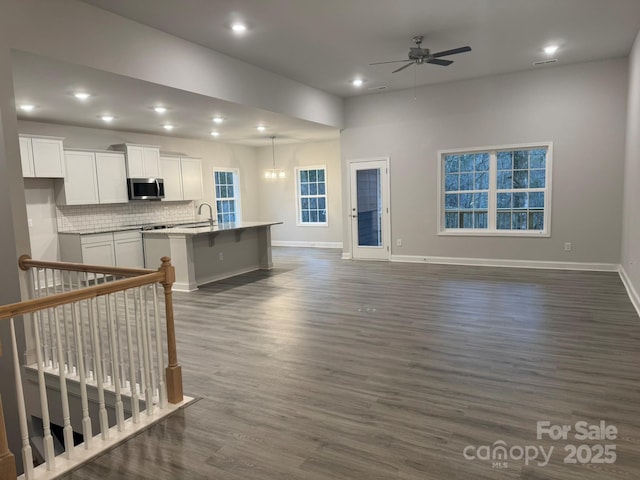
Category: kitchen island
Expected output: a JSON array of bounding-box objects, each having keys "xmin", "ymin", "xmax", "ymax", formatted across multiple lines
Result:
[{"xmin": 142, "ymin": 221, "xmax": 282, "ymax": 292}]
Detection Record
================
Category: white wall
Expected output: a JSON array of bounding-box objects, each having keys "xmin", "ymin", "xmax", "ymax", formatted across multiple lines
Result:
[
  {"xmin": 621, "ymin": 31, "xmax": 640, "ymax": 308},
  {"xmin": 18, "ymin": 120, "xmax": 261, "ymax": 224},
  {"xmin": 23, "ymin": 178, "xmax": 59, "ymax": 260},
  {"xmin": 341, "ymin": 58, "xmax": 628, "ymax": 264},
  {"xmin": 257, "ymin": 140, "xmax": 342, "ymax": 246}
]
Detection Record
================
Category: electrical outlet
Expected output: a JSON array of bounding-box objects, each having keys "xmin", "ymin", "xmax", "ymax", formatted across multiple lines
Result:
[
  {"xmin": 219, "ymin": 252, "xmax": 224, "ymax": 261},
  {"xmin": 27, "ymin": 218, "xmax": 33, "ymax": 228},
  {"xmin": 396, "ymin": 238, "xmax": 402, "ymax": 247},
  {"xmin": 564, "ymin": 242, "xmax": 572, "ymax": 252}
]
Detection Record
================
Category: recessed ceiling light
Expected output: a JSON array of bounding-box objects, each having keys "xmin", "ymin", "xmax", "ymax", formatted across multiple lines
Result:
[
  {"xmin": 163, "ymin": 124, "xmax": 174, "ymax": 131},
  {"xmin": 352, "ymin": 78, "xmax": 364, "ymax": 87},
  {"xmin": 210, "ymin": 131, "xmax": 220, "ymax": 137},
  {"xmin": 19, "ymin": 104, "xmax": 35, "ymax": 112},
  {"xmin": 213, "ymin": 116, "xmax": 224, "ymax": 124},
  {"xmin": 154, "ymin": 106, "xmax": 167, "ymax": 114},
  {"xmin": 544, "ymin": 45, "xmax": 559, "ymax": 55},
  {"xmin": 231, "ymin": 22, "xmax": 247, "ymax": 33},
  {"xmin": 257, "ymin": 125, "xmax": 266, "ymax": 132},
  {"xmin": 101, "ymin": 115, "xmax": 114, "ymax": 122},
  {"xmin": 73, "ymin": 92, "xmax": 91, "ymax": 101}
]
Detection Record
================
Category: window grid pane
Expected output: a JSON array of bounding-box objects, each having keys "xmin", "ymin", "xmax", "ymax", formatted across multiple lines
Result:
[
  {"xmin": 213, "ymin": 170, "xmax": 239, "ymax": 223},
  {"xmin": 443, "ymin": 153, "xmax": 489, "ymax": 230},
  {"xmin": 443, "ymin": 147, "xmax": 549, "ymax": 234},
  {"xmin": 298, "ymin": 168, "xmax": 327, "ymax": 224},
  {"xmin": 495, "ymin": 148, "xmax": 547, "ymax": 231}
]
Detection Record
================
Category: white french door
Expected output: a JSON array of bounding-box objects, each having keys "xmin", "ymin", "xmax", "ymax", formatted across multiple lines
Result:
[{"xmin": 349, "ymin": 159, "xmax": 390, "ymax": 260}]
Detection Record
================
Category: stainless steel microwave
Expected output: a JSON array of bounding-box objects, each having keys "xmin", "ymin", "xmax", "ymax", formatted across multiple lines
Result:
[{"xmin": 127, "ymin": 178, "xmax": 165, "ymax": 200}]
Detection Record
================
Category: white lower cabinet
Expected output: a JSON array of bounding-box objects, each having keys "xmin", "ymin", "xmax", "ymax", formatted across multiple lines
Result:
[
  {"xmin": 80, "ymin": 234, "xmax": 116, "ymax": 267},
  {"xmin": 113, "ymin": 231, "xmax": 144, "ymax": 268},
  {"xmin": 60, "ymin": 231, "xmax": 143, "ymax": 268}
]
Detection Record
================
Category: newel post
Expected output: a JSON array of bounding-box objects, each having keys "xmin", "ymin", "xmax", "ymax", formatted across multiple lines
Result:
[
  {"xmin": 0, "ymin": 340, "xmax": 18, "ymax": 480},
  {"xmin": 159, "ymin": 257, "xmax": 183, "ymax": 404}
]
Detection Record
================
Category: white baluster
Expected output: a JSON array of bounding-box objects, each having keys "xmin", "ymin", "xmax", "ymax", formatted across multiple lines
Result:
[
  {"xmin": 113, "ymin": 292, "xmax": 127, "ymax": 389},
  {"xmin": 89, "ymin": 297, "xmax": 109, "ymax": 439},
  {"xmin": 144, "ymin": 287, "xmax": 157, "ymax": 403},
  {"xmin": 10, "ymin": 318, "xmax": 34, "ymax": 479},
  {"xmin": 134, "ymin": 288, "xmax": 146, "ymax": 405},
  {"xmin": 124, "ymin": 289, "xmax": 140, "ymax": 423},
  {"xmin": 32, "ymin": 268, "xmax": 50, "ymax": 369},
  {"xmin": 84, "ymin": 272, "xmax": 96, "ymax": 380},
  {"xmin": 44, "ymin": 269, "xmax": 57, "ymax": 369},
  {"xmin": 152, "ymin": 284, "xmax": 167, "ymax": 409},
  {"xmin": 106, "ymin": 294, "xmax": 125, "ymax": 431},
  {"xmin": 61, "ymin": 270, "xmax": 74, "ymax": 375},
  {"xmin": 138, "ymin": 287, "xmax": 154, "ymax": 415},
  {"xmin": 30, "ymin": 310, "xmax": 55, "ymax": 469},
  {"xmin": 72, "ymin": 300, "xmax": 93, "ymax": 448},
  {"xmin": 53, "ymin": 308, "xmax": 75, "ymax": 458}
]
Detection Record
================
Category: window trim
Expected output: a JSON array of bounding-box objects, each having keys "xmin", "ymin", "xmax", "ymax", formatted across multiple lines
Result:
[
  {"xmin": 212, "ymin": 167, "xmax": 241, "ymax": 223},
  {"xmin": 295, "ymin": 165, "xmax": 329, "ymax": 227},
  {"xmin": 437, "ymin": 142, "xmax": 553, "ymax": 237}
]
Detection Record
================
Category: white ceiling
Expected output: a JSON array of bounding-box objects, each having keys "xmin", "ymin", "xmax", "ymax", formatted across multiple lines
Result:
[
  {"xmin": 12, "ymin": 0, "xmax": 640, "ymax": 146},
  {"xmin": 81, "ymin": 0, "xmax": 640, "ymax": 97},
  {"xmin": 12, "ymin": 51, "xmax": 339, "ymax": 147}
]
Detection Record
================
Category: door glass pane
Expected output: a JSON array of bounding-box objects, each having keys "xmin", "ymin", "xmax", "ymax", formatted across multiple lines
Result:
[{"xmin": 356, "ymin": 168, "xmax": 382, "ymax": 247}]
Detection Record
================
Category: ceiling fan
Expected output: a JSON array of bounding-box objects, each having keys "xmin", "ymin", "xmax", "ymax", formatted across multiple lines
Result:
[{"xmin": 370, "ymin": 35, "xmax": 471, "ymax": 73}]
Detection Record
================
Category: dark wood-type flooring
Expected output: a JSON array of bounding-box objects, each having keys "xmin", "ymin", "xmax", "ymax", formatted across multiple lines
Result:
[{"xmin": 62, "ymin": 248, "xmax": 640, "ymax": 479}]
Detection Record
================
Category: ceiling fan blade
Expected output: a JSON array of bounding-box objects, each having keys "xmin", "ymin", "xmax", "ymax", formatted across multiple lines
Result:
[
  {"xmin": 369, "ymin": 59, "xmax": 411, "ymax": 66},
  {"xmin": 432, "ymin": 46, "xmax": 472, "ymax": 58},
  {"xmin": 427, "ymin": 58, "xmax": 453, "ymax": 66},
  {"xmin": 392, "ymin": 62, "xmax": 415, "ymax": 73}
]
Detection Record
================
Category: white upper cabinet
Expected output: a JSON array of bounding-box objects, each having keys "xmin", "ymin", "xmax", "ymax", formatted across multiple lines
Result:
[
  {"xmin": 19, "ymin": 136, "xmax": 34, "ymax": 177},
  {"xmin": 159, "ymin": 156, "xmax": 183, "ymax": 201},
  {"xmin": 95, "ymin": 152, "xmax": 128, "ymax": 204},
  {"xmin": 159, "ymin": 155, "xmax": 203, "ymax": 201},
  {"xmin": 111, "ymin": 144, "xmax": 161, "ymax": 178},
  {"xmin": 181, "ymin": 157, "xmax": 204, "ymax": 200},
  {"xmin": 57, "ymin": 150, "xmax": 127, "ymax": 205},
  {"xmin": 58, "ymin": 151, "xmax": 99, "ymax": 205},
  {"xmin": 19, "ymin": 135, "xmax": 65, "ymax": 178}
]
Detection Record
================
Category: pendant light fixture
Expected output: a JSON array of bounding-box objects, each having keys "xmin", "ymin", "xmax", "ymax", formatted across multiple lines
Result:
[{"xmin": 264, "ymin": 135, "xmax": 285, "ymax": 179}]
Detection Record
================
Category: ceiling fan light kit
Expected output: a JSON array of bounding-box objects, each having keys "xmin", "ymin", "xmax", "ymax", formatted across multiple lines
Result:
[{"xmin": 369, "ymin": 35, "xmax": 472, "ymax": 73}]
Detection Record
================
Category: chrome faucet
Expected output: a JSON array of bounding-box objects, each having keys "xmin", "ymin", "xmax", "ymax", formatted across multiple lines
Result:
[{"xmin": 197, "ymin": 202, "xmax": 215, "ymax": 228}]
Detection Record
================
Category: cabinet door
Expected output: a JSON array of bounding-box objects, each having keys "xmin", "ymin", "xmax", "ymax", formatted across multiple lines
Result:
[
  {"xmin": 81, "ymin": 241, "xmax": 115, "ymax": 267},
  {"xmin": 143, "ymin": 147, "xmax": 161, "ymax": 177},
  {"xmin": 19, "ymin": 137, "xmax": 34, "ymax": 177},
  {"xmin": 114, "ymin": 233, "xmax": 144, "ymax": 268},
  {"xmin": 95, "ymin": 152, "xmax": 128, "ymax": 203},
  {"xmin": 159, "ymin": 156, "xmax": 183, "ymax": 201},
  {"xmin": 32, "ymin": 137, "xmax": 65, "ymax": 178},
  {"xmin": 63, "ymin": 151, "xmax": 99, "ymax": 205},
  {"xmin": 181, "ymin": 157, "xmax": 204, "ymax": 200},
  {"xmin": 126, "ymin": 146, "xmax": 145, "ymax": 177}
]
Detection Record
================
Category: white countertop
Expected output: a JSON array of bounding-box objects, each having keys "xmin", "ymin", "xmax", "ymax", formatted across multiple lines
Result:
[{"xmin": 141, "ymin": 221, "xmax": 282, "ymax": 236}]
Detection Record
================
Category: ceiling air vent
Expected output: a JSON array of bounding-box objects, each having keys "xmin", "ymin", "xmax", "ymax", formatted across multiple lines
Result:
[
  {"xmin": 533, "ymin": 59, "xmax": 558, "ymax": 67},
  {"xmin": 368, "ymin": 85, "xmax": 388, "ymax": 91}
]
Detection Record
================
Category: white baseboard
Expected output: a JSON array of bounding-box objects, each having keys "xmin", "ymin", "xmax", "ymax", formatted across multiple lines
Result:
[
  {"xmin": 619, "ymin": 265, "xmax": 640, "ymax": 317},
  {"xmin": 272, "ymin": 240, "xmax": 343, "ymax": 249},
  {"xmin": 341, "ymin": 252, "xmax": 352, "ymax": 260},
  {"xmin": 390, "ymin": 254, "xmax": 619, "ymax": 272}
]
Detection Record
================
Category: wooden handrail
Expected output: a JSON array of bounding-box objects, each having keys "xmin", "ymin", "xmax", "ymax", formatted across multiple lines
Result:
[
  {"xmin": 19, "ymin": 255, "xmax": 154, "ymax": 277},
  {"xmin": 0, "ymin": 271, "xmax": 164, "ymax": 321}
]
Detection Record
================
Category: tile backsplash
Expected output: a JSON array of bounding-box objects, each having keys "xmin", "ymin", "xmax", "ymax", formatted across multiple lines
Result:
[{"xmin": 57, "ymin": 202, "xmax": 196, "ymax": 232}]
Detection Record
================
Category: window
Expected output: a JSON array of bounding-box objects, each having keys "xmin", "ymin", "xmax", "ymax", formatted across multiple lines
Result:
[
  {"xmin": 296, "ymin": 166, "xmax": 328, "ymax": 225},
  {"xmin": 213, "ymin": 169, "xmax": 240, "ymax": 223},
  {"xmin": 439, "ymin": 143, "xmax": 552, "ymax": 236}
]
